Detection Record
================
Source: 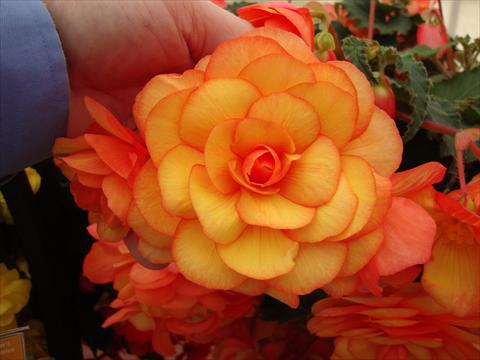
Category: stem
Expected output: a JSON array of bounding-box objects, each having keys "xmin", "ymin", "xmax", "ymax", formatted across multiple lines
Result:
[
  {"xmin": 328, "ymin": 23, "xmax": 345, "ymax": 60},
  {"xmin": 469, "ymin": 141, "xmax": 480, "ymax": 160},
  {"xmin": 368, "ymin": 0, "xmax": 376, "ymax": 40},
  {"xmin": 396, "ymin": 112, "xmax": 457, "ymax": 136},
  {"xmin": 456, "ymin": 147, "xmax": 467, "ymax": 194}
]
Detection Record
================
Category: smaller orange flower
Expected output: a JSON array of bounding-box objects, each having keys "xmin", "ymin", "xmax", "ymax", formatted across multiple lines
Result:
[
  {"xmin": 86, "ymin": 234, "xmax": 258, "ymax": 357},
  {"xmin": 308, "ymin": 284, "xmax": 480, "ymax": 360},
  {"xmin": 53, "ymin": 97, "xmax": 149, "ymax": 242},
  {"xmin": 237, "ymin": 2, "xmax": 314, "ymax": 49},
  {"xmin": 421, "ymin": 175, "xmax": 480, "ymax": 316}
]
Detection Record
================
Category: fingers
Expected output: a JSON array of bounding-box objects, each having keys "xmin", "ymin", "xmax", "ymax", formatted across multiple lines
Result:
[{"xmin": 171, "ymin": 1, "xmax": 253, "ymax": 62}]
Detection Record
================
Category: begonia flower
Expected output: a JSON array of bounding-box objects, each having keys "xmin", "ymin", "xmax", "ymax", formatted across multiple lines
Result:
[
  {"xmin": 132, "ymin": 27, "xmax": 438, "ymax": 304},
  {"xmin": 53, "ymin": 98, "xmax": 149, "ymax": 242},
  {"xmin": 0, "ymin": 263, "xmax": 31, "ymax": 328},
  {"xmin": 308, "ymin": 284, "xmax": 480, "ymax": 360},
  {"xmin": 237, "ymin": 2, "xmax": 314, "ymax": 49},
  {"xmin": 421, "ymin": 175, "xmax": 480, "ymax": 316}
]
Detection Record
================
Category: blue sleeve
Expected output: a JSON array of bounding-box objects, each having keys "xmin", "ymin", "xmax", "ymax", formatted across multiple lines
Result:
[{"xmin": 0, "ymin": 0, "xmax": 69, "ymax": 177}]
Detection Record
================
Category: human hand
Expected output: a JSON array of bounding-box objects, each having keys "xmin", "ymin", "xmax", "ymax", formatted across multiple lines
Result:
[{"xmin": 44, "ymin": 0, "xmax": 251, "ymax": 136}]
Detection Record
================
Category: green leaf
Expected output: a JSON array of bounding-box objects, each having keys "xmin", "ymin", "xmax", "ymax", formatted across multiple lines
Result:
[
  {"xmin": 404, "ymin": 45, "xmax": 440, "ymax": 58},
  {"xmin": 225, "ymin": 1, "xmax": 252, "ymax": 15},
  {"xmin": 396, "ymin": 54, "xmax": 431, "ymax": 142},
  {"xmin": 432, "ymin": 67, "xmax": 480, "ymax": 102},
  {"xmin": 427, "ymin": 96, "xmax": 463, "ymax": 129},
  {"xmin": 341, "ymin": 0, "xmax": 412, "ymax": 35},
  {"xmin": 342, "ymin": 36, "xmax": 377, "ymax": 83}
]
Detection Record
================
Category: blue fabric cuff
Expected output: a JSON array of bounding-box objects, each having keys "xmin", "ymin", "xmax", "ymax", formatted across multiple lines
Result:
[{"xmin": 0, "ymin": 0, "xmax": 69, "ymax": 177}]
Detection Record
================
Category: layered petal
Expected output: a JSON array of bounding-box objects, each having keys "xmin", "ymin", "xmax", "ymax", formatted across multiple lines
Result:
[
  {"xmin": 157, "ymin": 145, "xmax": 203, "ymax": 218},
  {"xmin": 268, "ymin": 242, "xmax": 347, "ymax": 295},
  {"xmin": 286, "ymin": 175, "xmax": 357, "ymax": 242},
  {"xmin": 134, "ymin": 70, "xmax": 204, "ymax": 134},
  {"xmin": 239, "ymin": 53, "xmax": 315, "ymax": 95},
  {"xmin": 84, "ymin": 96, "xmax": 141, "ymax": 145},
  {"xmin": 231, "ymin": 118, "xmax": 295, "ymax": 157},
  {"xmin": 133, "ymin": 160, "xmax": 180, "ymax": 236},
  {"xmin": 330, "ymin": 61, "xmax": 375, "ymax": 137},
  {"xmin": 145, "ymin": 88, "xmax": 194, "ymax": 166},
  {"xmin": 247, "ymin": 93, "xmax": 320, "ymax": 153},
  {"xmin": 102, "ymin": 174, "xmax": 132, "ymax": 221},
  {"xmin": 127, "ymin": 203, "xmax": 173, "ymax": 248},
  {"xmin": 243, "ymin": 27, "xmax": 318, "ymax": 64},
  {"xmin": 189, "ymin": 165, "xmax": 246, "ymax": 244},
  {"xmin": 279, "ymin": 136, "xmax": 341, "ymax": 207},
  {"xmin": 236, "ymin": 190, "xmax": 315, "ymax": 229},
  {"xmin": 391, "ymin": 162, "xmax": 446, "ymax": 196},
  {"xmin": 359, "ymin": 172, "xmax": 392, "ymax": 235},
  {"xmin": 373, "ymin": 197, "xmax": 436, "ymax": 276},
  {"xmin": 422, "ymin": 234, "xmax": 480, "ymax": 316},
  {"xmin": 338, "ymin": 229, "xmax": 384, "ymax": 277},
  {"xmin": 342, "ymin": 108, "xmax": 403, "ymax": 177},
  {"xmin": 216, "ymin": 226, "xmax": 299, "ymax": 280},
  {"xmin": 172, "ymin": 220, "xmax": 245, "ymax": 289},
  {"xmin": 310, "ymin": 63, "xmax": 356, "ymax": 97},
  {"xmin": 205, "ymin": 36, "xmax": 286, "ymax": 79},
  {"xmin": 329, "ymin": 156, "xmax": 377, "ymax": 241},
  {"xmin": 84, "ymin": 134, "xmax": 138, "ymax": 179},
  {"xmin": 289, "ymin": 82, "xmax": 357, "ymax": 148},
  {"xmin": 204, "ymin": 120, "xmax": 240, "ymax": 194},
  {"xmin": 180, "ymin": 79, "xmax": 260, "ymax": 149},
  {"xmin": 61, "ymin": 151, "xmax": 112, "ymax": 175}
]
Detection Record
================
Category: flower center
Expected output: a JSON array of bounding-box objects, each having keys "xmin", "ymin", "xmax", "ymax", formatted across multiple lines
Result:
[{"xmin": 242, "ymin": 145, "xmax": 280, "ymax": 186}]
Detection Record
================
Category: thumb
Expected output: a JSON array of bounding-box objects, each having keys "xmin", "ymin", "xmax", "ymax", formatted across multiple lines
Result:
[{"xmin": 175, "ymin": 1, "xmax": 253, "ymax": 62}]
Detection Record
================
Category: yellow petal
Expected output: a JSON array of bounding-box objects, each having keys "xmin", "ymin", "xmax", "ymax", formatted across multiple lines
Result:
[
  {"xmin": 331, "ymin": 61, "xmax": 375, "ymax": 137},
  {"xmin": 217, "ymin": 226, "xmax": 299, "ymax": 280},
  {"xmin": 268, "ymin": 242, "xmax": 347, "ymax": 295},
  {"xmin": 205, "ymin": 36, "xmax": 286, "ymax": 79},
  {"xmin": 338, "ymin": 228, "xmax": 384, "ymax": 277},
  {"xmin": 189, "ymin": 165, "xmax": 246, "ymax": 244},
  {"xmin": 288, "ymin": 82, "xmax": 357, "ymax": 148},
  {"xmin": 180, "ymin": 79, "xmax": 260, "ymax": 150},
  {"xmin": 236, "ymin": 190, "xmax": 315, "ymax": 229},
  {"xmin": 204, "ymin": 120, "xmax": 240, "ymax": 194},
  {"xmin": 127, "ymin": 203, "xmax": 173, "ymax": 248},
  {"xmin": 285, "ymin": 175, "xmax": 357, "ymax": 243},
  {"xmin": 239, "ymin": 53, "xmax": 315, "ymax": 95},
  {"xmin": 231, "ymin": 118, "xmax": 295, "ymax": 157},
  {"xmin": 422, "ymin": 232, "xmax": 480, "ymax": 317},
  {"xmin": 133, "ymin": 160, "xmax": 180, "ymax": 236},
  {"xmin": 134, "ymin": 70, "xmax": 204, "ymax": 134},
  {"xmin": 243, "ymin": 27, "xmax": 318, "ymax": 64},
  {"xmin": 145, "ymin": 88, "xmax": 194, "ymax": 166},
  {"xmin": 357, "ymin": 171, "xmax": 392, "ymax": 236},
  {"xmin": 173, "ymin": 220, "xmax": 245, "ymax": 289},
  {"xmin": 342, "ymin": 107, "xmax": 402, "ymax": 177},
  {"xmin": 247, "ymin": 92, "xmax": 320, "ymax": 153},
  {"xmin": 328, "ymin": 156, "xmax": 377, "ymax": 241},
  {"xmin": 279, "ymin": 136, "xmax": 340, "ymax": 207},
  {"xmin": 157, "ymin": 145, "xmax": 203, "ymax": 218}
]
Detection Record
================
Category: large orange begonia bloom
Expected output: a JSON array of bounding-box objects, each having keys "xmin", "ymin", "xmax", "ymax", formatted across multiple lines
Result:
[
  {"xmin": 237, "ymin": 2, "xmax": 315, "ymax": 49},
  {"xmin": 132, "ymin": 27, "xmax": 437, "ymax": 304},
  {"xmin": 420, "ymin": 175, "xmax": 480, "ymax": 317},
  {"xmin": 308, "ymin": 284, "xmax": 480, "ymax": 360}
]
